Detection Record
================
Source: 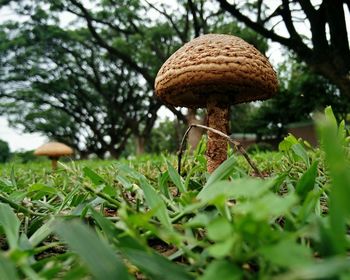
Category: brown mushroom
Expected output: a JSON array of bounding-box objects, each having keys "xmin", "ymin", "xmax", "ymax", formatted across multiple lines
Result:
[
  {"xmin": 155, "ymin": 34, "xmax": 278, "ymax": 173},
  {"xmin": 34, "ymin": 142, "xmax": 73, "ymax": 170}
]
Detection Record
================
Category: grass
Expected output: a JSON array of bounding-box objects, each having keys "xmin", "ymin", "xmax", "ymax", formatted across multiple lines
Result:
[{"xmin": 0, "ymin": 107, "xmax": 349, "ymax": 279}]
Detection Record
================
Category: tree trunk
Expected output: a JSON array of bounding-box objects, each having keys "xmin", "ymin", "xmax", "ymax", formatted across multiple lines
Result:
[
  {"xmin": 108, "ymin": 147, "xmax": 120, "ymax": 159},
  {"xmin": 315, "ymin": 63, "xmax": 350, "ymax": 98},
  {"xmin": 95, "ymin": 150, "xmax": 105, "ymax": 159},
  {"xmin": 78, "ymin": 150, "xmax": 90, "ymax": 160},
  {"xmin": 186, "ymin": 108, "xmax": 205, "ymax": 152},
  {"xmin": 136, "ymin": 136, "xmax": 145, "ymax": 155}
]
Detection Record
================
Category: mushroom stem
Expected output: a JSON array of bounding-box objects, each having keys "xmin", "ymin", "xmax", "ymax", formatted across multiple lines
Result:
[
  {"xmin": 50, "ymin": 157, "xmax": 59, "ymax": 171},
  {"xmin": 206, "ymin": 98, "xmax": 229, "ymax": 173}
]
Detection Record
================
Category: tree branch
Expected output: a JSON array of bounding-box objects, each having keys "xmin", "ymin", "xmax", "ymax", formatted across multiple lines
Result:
[
  {"xmin": 187, "ymin": 0, "xmax": 201, "ymax": 37},
  {"xmin": 323, "ymin": 0, "xmax": 350, "ymax": 65},
  {"xmin": 144, "ymin": 0, "xmax": 187, "ymax": 43},
  {"xmin": 68, "ymin": 0, "xmax": 154, "ymax": 87},
  {"xmin": 217, "ymin": 0, "xmax": 312, "ymax": 58}
]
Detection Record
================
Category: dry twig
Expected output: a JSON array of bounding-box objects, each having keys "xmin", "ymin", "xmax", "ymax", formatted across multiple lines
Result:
[{"xmin": 177, "ymin": 124, "xmax": 264, "ymax": 178}]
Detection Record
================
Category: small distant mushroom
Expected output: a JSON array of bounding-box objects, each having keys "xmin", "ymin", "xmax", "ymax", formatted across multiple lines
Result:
[
  {"xmin": 34, "ymin": 142, "xmax": 73, "ymax": 170},
  {"xmin": 155, "ymin": 34, "xmax": 278, "ymax": 173}
]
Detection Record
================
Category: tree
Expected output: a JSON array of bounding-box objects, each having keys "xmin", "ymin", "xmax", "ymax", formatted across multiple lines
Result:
[
  {"xmin": 0, "ymin": 21, "xmax": 157, "ymax": 158},
  {"xmin": 39, "ymin": 0, "xmax": 269, "ymax": 143},
  {"xmin": 146, "ymin": 118, "xmax": 186, "ymax": 154},
  {"xmin": 247, "ymin": 58, "xmax": 350, "ymax": 140},
  {"xmin": 216, "ymin": 0, "xmax": 350, "ymax": 98},
  {"xmin": 0, "ymin": 139, "xmax": 10, "ymax": 163},
  {"xmin": 1, "ymin": 0, "xmax": 270, "ymax": 155}
]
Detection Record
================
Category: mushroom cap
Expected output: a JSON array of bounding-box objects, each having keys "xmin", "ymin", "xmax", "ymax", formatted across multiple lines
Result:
[
  {"xmin": 34, "ymin": 142, "xmax": 73, "ymax": 157},
  {"xmin": 155, "ymin": 34, "xmax": 278, "ymax": 108}
]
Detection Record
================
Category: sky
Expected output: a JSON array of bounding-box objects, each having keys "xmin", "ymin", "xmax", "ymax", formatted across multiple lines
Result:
[
  {"xmin": 0, "ymin": 1, "xmax": 348, "ymax": 151},
  {"xmin": 0, "ymin": 118, "xmax": 46, "ymax": 151}
]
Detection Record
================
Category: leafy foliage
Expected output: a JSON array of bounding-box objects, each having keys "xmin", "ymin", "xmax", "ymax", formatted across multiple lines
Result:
[
  {"xmin": 0, "ymin": 139, "xmax": 10, "ymax": 163},
  {"xmin": 0, "ymin": 22, "xmax": 154, "ymax": 158},
  {"xmin": 244, "ymin": 60, "xmax": 350, "ymax": 139},
  {"xmin": 0, "ymin": 107, "xmax": 349, "ymax": 279},
  {"xmin": 145, "ymin": 118, "xmax": 186, "ymax": 154},
  {"xmin": 0, "ymin": 0, "xmax": 270, "ymax": 158}
]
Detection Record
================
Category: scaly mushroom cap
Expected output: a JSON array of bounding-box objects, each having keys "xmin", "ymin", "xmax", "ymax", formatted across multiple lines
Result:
[
  {"xmin": 155, "ymin": 34, "xmax": 278, "ymax": 108},
  {"xmin": 34, "ymin": 142, "xmax": 73, "ymax": 157}
]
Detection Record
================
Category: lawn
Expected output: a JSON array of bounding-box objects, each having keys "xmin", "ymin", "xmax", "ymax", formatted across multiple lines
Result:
[{"xmin": 0, "ymin": 108, "xmax": 349, "ymax": 279}]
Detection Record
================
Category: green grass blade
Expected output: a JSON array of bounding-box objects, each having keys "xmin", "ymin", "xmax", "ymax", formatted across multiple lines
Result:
[
  {"xmin": 291, "ymin": 143, "xmax": 310, "ymax": 167},
  {"xmin": 90, "ymin": 209, "xmax": 192, "ymax": 280},
  {"xmin": 139, "ymin": 178, "xmax": 172, "ymax": 230},
  {"xmin": 166, "ymin": 160, "xmax": 186, "ymax": 193},
  {"xmin": 259, "ymin": 239, "xmax": 313, "ymax": 268},
  {"xmin": 29, "ymin": 219, "xmax": 55, "ymax": 247},
  {"xmin": 324, "ymin": 106, "xmax": 337, "ymax": 128},
  {"xmin": 120, "ymin": 247, "xmax": 193, "ymax": 280},
  {"xmin": 318, "ymin": 112, "xmax": 350, "ymax": 254},
  {"xmin": 280, "ymin": 257, "xmax": 350, "ymax": 279},
  {"xmin": 198, "ymin": 178, "xmax": 273, "ymax": 202},
  {"xmin": 54, "ymin": 220, "xmax": 131, "ymax": 280},
  {"xmin": 0, "ymin": 203, "xmax": 20, "ymax": 249},
  {"xmin": 0, "ymin": 253, "xmax": 19, "ymax": 280},
  {"xmin": 83, "ymin": 167, "xmax": 106, "ymax": 186},
  {"xmin": 199, "ymin": 260, "xmax": 241, "ymax": 280},
  {"xmin": 295, "ymin": 160, "xmax": 318, "ymax": 200},
  {"xmin": 203, "ymin": 156, "xmax": 236, "ymax": 189}
]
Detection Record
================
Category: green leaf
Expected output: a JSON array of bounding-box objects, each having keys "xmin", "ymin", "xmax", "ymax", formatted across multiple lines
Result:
[
  {"xmin": 166, "ymin": 160, "xmax": 186, "ymax": 193},
  {"xmin": 295, "ymin": 160, "xmax": 318, "ymax": 200},
  {"xmin": 121, "ymin": 248, "xmax": 193, "ymax": 280},
  {"xmin": 278, "ymin": 134, "xmax": 298, "ymax": 152},
  {"xmin": 281, "ymin": 256, "xmax": 350, "ymax": 279},
  {"xmin": 0, "ymin": 178, "xmax": 13, "ymax": 192},
  {"xmin": 291, "ymin": 143, "xmax": 310, "ymax": 167},
  {"xmin": 115, "ymin": 175, "xmax": 132, "ymax": 190},
  {"xmin": 83, "ymin": 167, "xmax": 116, "ymax": 196},
  {"xmin": 318, "ymin": 112, "xmax": 350, "ymax": 254},
  {"xmin": 139, "ymin": 178, "xmax": 172, "ymax": 230},
  {"xmin": 158, "ymin": 171, "xmax": 171, "ymax": 198},
  {"xmin": 28, "ymin": 183, "xmax": 58, "ymax": 199},
  {"xmin": 90, "ymin": 209, "xmax": 192, "ymax": 280},
  {"xmin": 10, "ymin": 166, "xmax": 17, "ymax": 189},
  {"xmin": 185, "ymin": 213, "xmax": 211, "ymax": 228},
  {"xmin": 207, "ymin": 216, "xmax": 232, "ymax": 242},
  {"xmin": 197, "ymin": 178, "xmax": 273, "ymax": 203},
  {"xmin": 83, "ymin": 167, "xmax": 106, "ymax": 186},
  {"xmin": 338, "ymin": 120, "xmax": 346, "ymax": 144},
  {"xmin": 324, "ymin": 106, "xmax": 337, "ymax": 128},
  {"xmin": 29, "ymin": 219, "xmax": 55, "ymax": 247},
  {"xmin": 199, "ymin": 260, "xmax": 242, "ymax": 280},
  {"xmin": 260, "ymin": 239, "xmax": 313, "ymax": 268},
  {"xmin": 117, "ymin": 164, "xmax": 144, "ymax": 181},
  {"xmin": 207, "ymin": 237, "xmax": 234, "ymax": 258},
  {"xmin": 54, "ymin": 220, "xmax": 131, "ymax": 280},
  {"xmin": 28, "ymin": 183, "xmax": 58, "ymax": 195},
  {"xmin": 203, "ymin": 156, "xmax": 236, "ymax": 189},
  {"xmin": 60, "ymin": 266, "xmax": 88, "ymax": 280},
  {"xmin": 297, "ymin": 188, "xmax": 323, "ymax": 222},
  {"xmin": 0, "ymin": 203, "xmax": 20, "ymax": 249},
  {"xmin": 0, "ymin": 253, "xmax": 19, "ymax": 280},
  {"xmin": 234, "ymin": 193, "xmax": 298, "ymax": 221}
]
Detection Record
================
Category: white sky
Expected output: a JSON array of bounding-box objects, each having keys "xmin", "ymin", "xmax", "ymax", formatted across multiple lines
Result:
[
  {"xmin": 0, "ymin": 1, "xmax": 348, "ymax": 151},
  {"xmin": 0, "ymin": 118, "xmax": 46, "ymax": 151}
]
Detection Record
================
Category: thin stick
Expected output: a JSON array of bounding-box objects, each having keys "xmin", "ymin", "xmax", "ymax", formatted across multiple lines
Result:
[{"xmin": 177, "ymin": 124, "xmax": 264, "ymax": 178}]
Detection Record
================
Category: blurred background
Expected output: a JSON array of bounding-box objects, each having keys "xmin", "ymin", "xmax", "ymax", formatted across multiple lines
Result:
[{"xmin": 0, "ymin": 0, "xmax": 349, "ymax": 163}]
